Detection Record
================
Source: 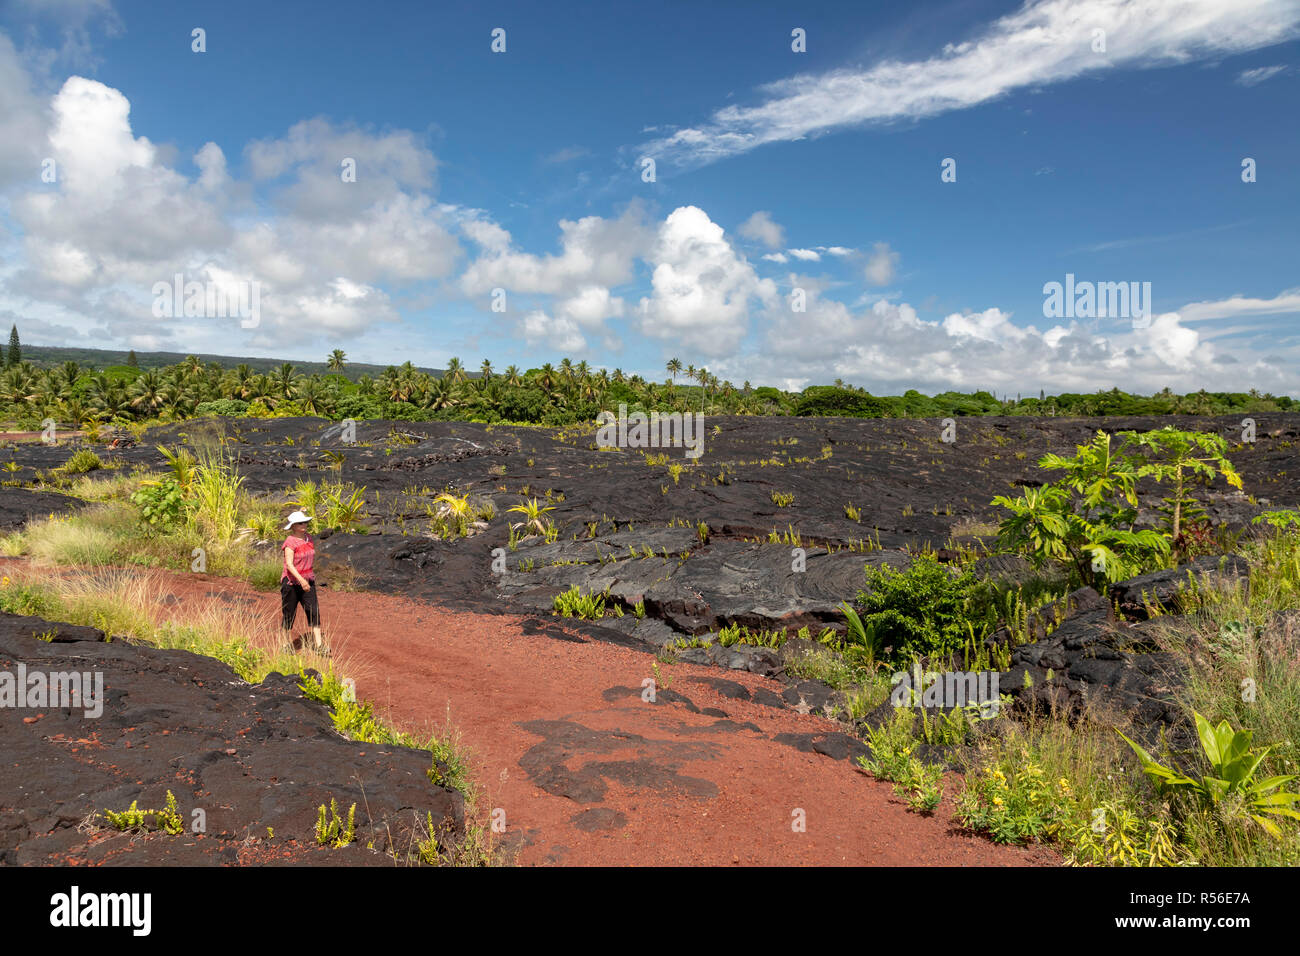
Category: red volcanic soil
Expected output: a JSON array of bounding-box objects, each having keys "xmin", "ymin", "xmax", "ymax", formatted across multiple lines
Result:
[
  {"xmin": 0, "ymin": 431, "xmax": 86, "ymax": 441},
  {"xmin": 150, "ymin": 571, "xmax": 1059, "ymax": 867}
]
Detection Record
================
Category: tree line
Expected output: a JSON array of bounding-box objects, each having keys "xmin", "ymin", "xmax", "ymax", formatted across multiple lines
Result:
[{"xmin": 0, "ymin": 328, "xmax": 1291, "ymax": 428}]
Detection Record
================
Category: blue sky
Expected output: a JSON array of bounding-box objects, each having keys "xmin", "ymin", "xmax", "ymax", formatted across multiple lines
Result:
[{"xmin": 0, "ymin": 0, "xmax": 1297, "ymax": 394}]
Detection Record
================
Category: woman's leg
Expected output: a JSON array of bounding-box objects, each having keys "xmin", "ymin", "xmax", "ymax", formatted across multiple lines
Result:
[
  {"xmin": 280, "ymin": 579, "xmax": 301, "ymax": 648},
  {"xmin": 303, "ymin": 584, "xmax": 324, "ymax": 650}
]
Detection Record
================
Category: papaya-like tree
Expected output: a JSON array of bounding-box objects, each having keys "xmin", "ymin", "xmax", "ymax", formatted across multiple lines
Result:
[
  {"xmin": 1126, "ymin": 427, "xmax": 1242, "ymax": 544},
  {"xmin": 993, "ymin": 430, "xmax": 1170, "ymax": 590}
]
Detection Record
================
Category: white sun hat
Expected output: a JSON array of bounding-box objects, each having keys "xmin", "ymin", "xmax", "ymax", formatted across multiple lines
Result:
[{"xmin": 284, "ymin": 510, "xmax": 314, "ymax": 530}]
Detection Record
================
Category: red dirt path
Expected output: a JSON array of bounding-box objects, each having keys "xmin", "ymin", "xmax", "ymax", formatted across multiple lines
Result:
[{"xmin": 150, "ymin": 573, "xmax": 1060, "ymax": 866}]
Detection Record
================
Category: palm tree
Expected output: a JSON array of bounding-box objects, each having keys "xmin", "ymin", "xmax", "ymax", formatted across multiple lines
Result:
[
  {"xmin": 271, "ymin": 363, "xmax": 299, "ymax": 402},
  {"xmin": 250, "ymin": 373, "xmax": 279, "ymax": 409},
  {"xmin": 0, "ymin": 366, "xmax": 31, "ymax": 406},
  {"xmin": 444, "ymin": 357, "xmax": 465, "ymax": 385},
  {"xmin": 87, "ymin": 374, "xmax": 130, "ymax": 419},
  {"xmin": 503, "ymin": 365, "xmax": 522, "ymax": 387},
  {"xmin": 161, "ymin": 388, "xmax": 196, "ymax": 420},
  {"xmin": 479, "ymin": 359, "xmax": 494, "ymax": 382},
  {"xmin": 29, "ymin": 369, "xmax": 59, "ymax": 410},
  {"xmin": 409, "ymin": 373, "xmax": 433, "ymax": 408},
  {"xmin": 179, "ymin": 354, "xmax": 204, "ymax": 380},
  {"xmin": 227, "ymin": 364, "xmax": 257, "ymax": 400},
  {"xmin": 428, "ymin": 376, "xmax": 460, "ymax": 411},
  {"xmin": 129, "ymin": 371, "xmax": 169, "ymax": 416},
  {"xmin": 471, "ymin": 378, "xmax": 500, "ymax": 412},
  {"xmin": 60, "ymin": 395, "xmax": 91, "ymax": 427},
  {"xmin": 666, "ymin": 358, "xmax": 682, "ymax": 386},
  {"xmin": 691, "ymin": 367, "xmax": 708, "ymax": 409},
  {"xmin": 55, "ymin": 361, "xmax": 81, "ymax": 400},
  {"xmin": 540, "ymin": 377, "xmax": 566, "ymax": 407},
  {"xmin": 296, "ymin": 375, "xmax": 333, "ymax": 416},
  {"xmin": 537, "ymin": 363, "xmax": 557, "ymax": 392},
  {"xmin": 382, "ymin": 365, "xmax": 419, "ymax": 404},
  {"xmin": 327, "ymin": 349, "xmax": 347, "ymax": 373},
  {"xmin": 377, "ymin": 366, "xmax": 400, "ymax": 402}
]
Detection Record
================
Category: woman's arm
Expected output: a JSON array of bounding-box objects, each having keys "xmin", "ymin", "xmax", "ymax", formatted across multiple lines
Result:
[{"xmin": 284, "ymin": 546, "xmax": 312, "ymax": 589}]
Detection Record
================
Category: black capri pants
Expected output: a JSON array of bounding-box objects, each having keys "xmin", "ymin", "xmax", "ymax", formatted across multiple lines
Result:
[{"xmin": 281, "ymin": 578, "xmax": 320, "ymax": 629}]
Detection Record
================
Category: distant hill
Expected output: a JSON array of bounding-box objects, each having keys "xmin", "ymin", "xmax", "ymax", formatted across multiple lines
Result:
[{"xmin": 19, "ymin": 344, "xmax": 448, "ymax": 381}]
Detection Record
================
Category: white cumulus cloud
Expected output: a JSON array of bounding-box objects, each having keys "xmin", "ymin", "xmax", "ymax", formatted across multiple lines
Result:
[
  {"xmin": 638, "ymin": 206, "xmax": 777, "ymax": 354},
  {"xmin": 737, "ymin": 210, "xmax": 785, "ymax": 249}
]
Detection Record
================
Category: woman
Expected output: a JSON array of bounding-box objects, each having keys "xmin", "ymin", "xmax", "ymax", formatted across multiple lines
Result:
[{"xmin": 281, "ymin": 510, "xmax": 327, "ymax": 655}]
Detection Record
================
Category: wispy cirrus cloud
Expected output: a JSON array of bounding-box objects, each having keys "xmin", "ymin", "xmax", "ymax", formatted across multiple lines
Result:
[
  {"xmin": 1072, "ymin": 220, "xmax": 1251, "ymax": 253},
  {"xmin": 1178, "ymin": 289, "xmax": 1300, "ymax": 322},
  {"xmin": 1236, "ymin": 64, "xmax": 1288, "ymax": 85},
  {"xmin": 641, "ymin": 0, "xmax": 1300, "ymax": 170}
]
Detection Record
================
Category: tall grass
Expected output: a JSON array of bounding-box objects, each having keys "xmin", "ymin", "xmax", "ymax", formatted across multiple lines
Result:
[
  {"xmin": 62, "ymin": 469, "xmax": 150, "ymax": 502},
  {"xmin": 1152, "ymin": 532, "xmax": 1300, "ymax": 864},
  {"xmin": 289, "ymin": 478, "xmax": 368, "ymax": 532},
  {"xmin": 13, "ymin": 459, "xmax": 322, "ymax": 589},
  {"xmin": 190, "ymin": 448, "xmax": 246, "ymax": 544},
  {"xmin": 21, "ymin": 510, "xmax": 124, "ymax": 566}
]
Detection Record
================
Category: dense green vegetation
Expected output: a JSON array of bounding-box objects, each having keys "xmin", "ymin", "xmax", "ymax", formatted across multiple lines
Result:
[
  {"xmin": 853, "ymin": 555, "xmax": 987, "ymax": 662},
  {"xmin": 1, "ymin": 334, "xmax": 1292, "ymax": 428},
  {"xmin": 835, "ymin": 426, "xmax": 1300, "ymax": 865}
]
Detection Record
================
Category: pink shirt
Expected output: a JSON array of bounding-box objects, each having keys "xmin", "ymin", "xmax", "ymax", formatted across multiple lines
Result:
[{"xmin": 282, "ymin": 534, "xmax": 315, "ymax": 582}]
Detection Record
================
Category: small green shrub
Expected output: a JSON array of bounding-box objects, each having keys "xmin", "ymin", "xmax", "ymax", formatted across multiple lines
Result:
[
  {"xmin": 839, "ymin": 600, "xmax": 881, "ymax": 664},
  {"xmin": 1064, "ymin": 800, "xmax": 1187, "ymax": 866},
  {"xmin": 190, "ymin": 451, "xmax": 245, "ymax": 543},
  {"xmin": 552, "ymin": 585, "xmax": 606, "ymax": 620},
  {"xmin": 956, "ymin": 755, "xmax": 1071, "ymax": 844},
  {"xmin": 854, "ymin": 555, "xmax": 985, "ymax": 661},
  {"xmin": 298, "ymin": 670, "xmax": 471, "ymax": 797},
  {"xmin": 0, "ymin": 580, "xmax": 58, "ymax": 617},
  {"xmin": 857, "ymin": 710, "xmax": 944, "ymax": 813},
  {"xmin": 784, "ymin": 646, "xmax": 858, "ymax": 689},
  {"xmin": 104, "ymin": 791, "xmax": 183, "ymax": 835},
  {"xmin": 131, "ymin": 477, "xmax": 186, "ymax": 531},
  {"xmin": 506, "ymin": 497, "xmax": 555, "ymax": 538},
  {"xmin": 242, "ymin": 509, "xmax": 283, "ymax": 540},
  {"xmin": 315, "ymin": 798, "xmax": 357, "ymax": 848},
  {"xmin": 60, "ymin": 449, "xmax": 103, "ymax": 475}
]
